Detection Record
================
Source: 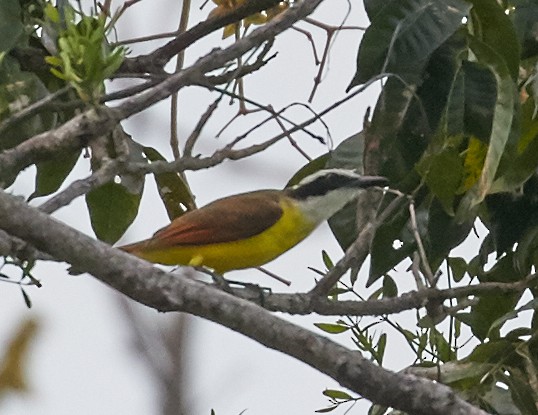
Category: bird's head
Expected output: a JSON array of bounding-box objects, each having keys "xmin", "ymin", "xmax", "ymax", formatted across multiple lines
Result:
[{"xmin": 286, "ymin": 169, "xmax": 388, "ymax": 223}]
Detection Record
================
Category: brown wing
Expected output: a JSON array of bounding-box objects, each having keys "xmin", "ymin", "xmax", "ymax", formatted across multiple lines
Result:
[{"xmin": 141, "ymin": 190, "xmax": 283, "ymax": 249}]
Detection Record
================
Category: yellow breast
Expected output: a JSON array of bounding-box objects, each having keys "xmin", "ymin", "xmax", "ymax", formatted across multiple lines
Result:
[{"xmin": 138, "ymin": 198, "xmax": 317, "ymax": 273}]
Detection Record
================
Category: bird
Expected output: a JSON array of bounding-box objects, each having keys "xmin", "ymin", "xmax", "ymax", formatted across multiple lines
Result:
[{"xmin": 119, "ymin": 169, "xmax": 388, "ymax": 274}]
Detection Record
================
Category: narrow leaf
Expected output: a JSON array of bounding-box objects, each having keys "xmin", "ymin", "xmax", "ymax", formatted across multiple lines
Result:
[
  {"xmin": 489, "ymin": 298, "xmax": 538, "ymax": 333},
  {"xmin": 315, "ymin": 405, "xmax": 338, "ymax": 413},
  {"xmin": 468, "ymin": 0, "xmax": 520, "ymax": 80},
  {"xmin": 143, "ymin": 147, "xmax": 195, "ymax": 220},
  {"xmin": 456, "ymin": 36, "xmax": 516, "ymax": 218},
  {"xmin": 323, "ymin": 389, "xmax": 352, "ymax": 400},
  {"xmin": 314, "ymin": 323, "xmax": 350, "ymax": 334}
]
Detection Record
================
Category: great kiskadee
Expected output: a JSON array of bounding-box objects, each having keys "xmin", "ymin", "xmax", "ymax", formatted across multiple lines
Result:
[{"xmin": 120, "ymin": 169, "xmax": 388, "ymax": 273}]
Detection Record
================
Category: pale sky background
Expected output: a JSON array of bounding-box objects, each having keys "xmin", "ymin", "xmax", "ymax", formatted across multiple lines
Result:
[{"xmin": 0, "ymin": 1, "xmax": 489, "ymax": 414}]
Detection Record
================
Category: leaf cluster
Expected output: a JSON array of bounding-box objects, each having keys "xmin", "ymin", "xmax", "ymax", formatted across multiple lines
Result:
[
  {"xmin": 43, "ymin": 3, "xmax": 125, "ymax": 102},
  {"xmin": 310, "ymin": 0, "xmax": 538, "ymax": 413}
]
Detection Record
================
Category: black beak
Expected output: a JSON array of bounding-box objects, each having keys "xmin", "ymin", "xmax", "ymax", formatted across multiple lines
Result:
[{"xmin": 354, "ymin": 175, "xmax": 389, "ymax": 189}]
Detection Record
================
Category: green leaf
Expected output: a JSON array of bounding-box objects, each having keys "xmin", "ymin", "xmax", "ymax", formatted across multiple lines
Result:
[
  {"xmin": 499, "ymin": 371, "xmax": 538, "ymax": 415},
  {"xmin": 429, "ymin": 328, "xmax": 454, "ymax": 362},
  {"xmin": 426, "ymin": 198, "xmax": 475, "ymax": 270},
  {"xmin": 321, "ymin": 250, "xmax": 334, "ymax": 270},
  {"xmin": 514, "ymin": 225, "xmax": 538, "ymax": 274},
  {"xmin": 489, "ymin": 298, "xmax": 538, "ymax": 334},
  {"xmin": 432, "ymin": 361, "xmax": 493, "ymax": 386},
  {"xmin": 315, "ymin": 405, "xmax": 338, "ymax": 413},
  {"xmin": 327, "ymin": 287, "xmax": 350, "ymax": 297},
  {"xmin": 30, "ymin": 151, "xmax": 80, "ymax": 199},
  {"xmin": 459, "ymin": 254, "xmax": 525, "ymax": 340},
  {"xmin": 322, "ymin": 389, "xmax": 352, "ymax": 400},
  {"xmin": 417, "ymin": 146, "xmax": 463, "ymax": 215},
  {"xmin": 461, "ymin": 61, "xmax": 499, "ymax": 141},
  {"xmin": 491, "ymin": 98, "xmax": 538, "ymax": 193},
  {"xmin": 285, "ymin": 153, "xmax": 329, "ymax": 187},
  {"xmin": 142, "ymin": 147, "xmax": 195, "ymax": 220},
  {"xmin": 484, "ymin": 187, "xmax": 538, "ymax": 256},
  {"xmin": 468, "ymin": 0, "xmax": 520, "ymax": 80},
  {"xmin": 447, "ymin": 257, "xmax": 467, "ymax": 282},
  {"xmin": 455, "ymin": 340, "xmax": 521, "ymax": 389},
  {"xmin": 418, "ymin": 29, "xmax": 469, "ymax": 135},
  {"xmin": 326, "ymin": 132, "xmax": 364, "ymax": 170},
  {"xmin": 382, "ymin": 275, "xmax": 398, "ymax": 298},
  {"xmin": 0, "ymin": 58, "xmax": 56, "ymax": 151},
  {"xmin": 511, "ymin": 0, "xmax": 538, "ymax": 59},
  {"xmin": 368, "ymin": 287, "xmax": 383, "ymax": 301},
  {"xmin": 360, "ymin": 76, "xmax": 420, "ymax": 186},
  {"xmin": 348, "ymin": 0, "xmax": 471, "ymax": 88},
  {"xmin": 456, "ymin": 36, "xmax": 516, "ymax": 218},
  {"xmin": 326, "ymin": 132, "xmax": 364, "ymax": 250},
  {"xmin": 367, "ymin": 200, "xmax": 416, "ymax": 286},
  {"xmin": 375, "ymin": 333, "xmax": 387, "ymax": 364},
  {"xmin": 327, "ymin": 202, "xmax": 358, "ymax": 252},
  {"xmin": 368, "ymin": 404, "xmax": 388, "ymax": 415},
  {"xmin": 314, "ymin": 323, "xmax": 350, "ymax": 334},
  {"xmin": 363, "ymin": 0, "xmax": 387, "ymax": 21},
  {"xmin": 86, "ymin": 182, "xmax": 141, "ymax": 244},
  {"xmin": 0, "ymin": 0, "xmax": 23, "ymax": 53},
  {"xmin": 480, "ymin": 383, "xmax": 523, "ymax": 415}
]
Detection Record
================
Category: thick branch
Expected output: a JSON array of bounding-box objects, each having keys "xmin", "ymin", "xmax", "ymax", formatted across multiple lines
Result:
[
  {"xmin": 120, "ymin": 0, "xmax": 283, "ymax": 73},
  {"xmin": 0, "ymin": 189, "xmax": 488, "ymax": 415}
]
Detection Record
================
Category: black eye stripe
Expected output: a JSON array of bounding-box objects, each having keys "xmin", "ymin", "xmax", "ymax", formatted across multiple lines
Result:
[
  {"xmin": 289, "ymin": 173, "xmax": 360, "ymax": 199},
  {"xmin": 287, "ymin": 172, "xmax": 388, "ymax": 200}
]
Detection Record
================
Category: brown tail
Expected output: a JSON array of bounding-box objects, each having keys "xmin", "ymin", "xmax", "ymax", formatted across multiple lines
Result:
[{"xmin": 117, "ymin": 240, "xmax": 146, "ymax": 255}]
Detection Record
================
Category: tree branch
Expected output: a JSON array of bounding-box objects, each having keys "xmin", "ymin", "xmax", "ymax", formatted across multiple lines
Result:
[
  {"xmin": 0, "ymin": 188, "xmax": 488, "ymax": 415},
  {"xmin": 230, "ymin": 275, "xmax": 535, "ymax": 316},
  {"xmin": 120, "ymin": 0, "xmax": 285, "ymax": 73},
  {"xmin": 0, "ymin": 0, "xmax": 326, "ymax": 186}
]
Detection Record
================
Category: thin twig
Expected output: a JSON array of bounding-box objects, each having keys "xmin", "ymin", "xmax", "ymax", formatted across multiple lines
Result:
[
  {"xmin": 207, "ymin": 84, "xmax": 326, "ymax": 144},
  {"xmin": 184, "ymin": 96, "xmax": 223, "ymax": 156},
  {"xmin": 123, "ymin": 75, "xmax": 385, "ymax": 178},
  {"xmin": 115, "ymin": 30, "xmax": 181, "ymax": 46},
  {"xmin": 170, "ymin": 0, "xmax": 192, "ymax": 161},
  {"xmin": 102, "ymin": 79, "xmax": 161, "ymax": 102},
  {"xmin": 292, "ymin": 26, "xmax": 320, "ymax": 64},
  {"xmin": 409, "ymin": 200, "xmax": 435, "ymax": 286},
  {"xmin": 38, "ymin": 160, "xmax": 120, "ymax": 214},
  {"xmin": 257, "ymin": 266, "xmax": 291, "ymax": 286},
  {"xmin": 271, "ymin": 109, "xmax": 312, "ymax": 161},
  {"xmin": 301, "ymin": 11, "xmax": 366, "ymax": 102},
  {"xmin": 410, "ymin": 251, "xmax": 425, "ymax": 289}
]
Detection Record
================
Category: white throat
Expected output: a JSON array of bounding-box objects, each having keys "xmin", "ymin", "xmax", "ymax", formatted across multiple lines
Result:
[{"xmin": 296, "ymin": 187, "xmax": 362, "ymax": 224}]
